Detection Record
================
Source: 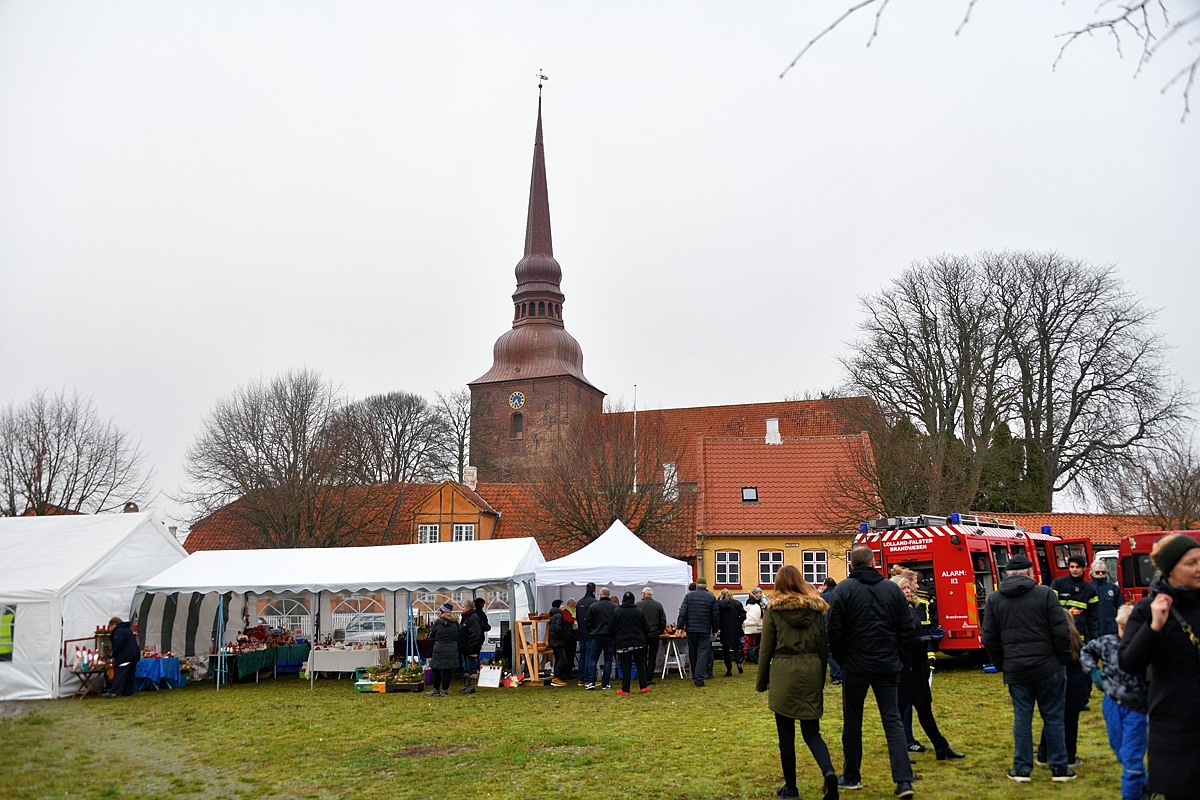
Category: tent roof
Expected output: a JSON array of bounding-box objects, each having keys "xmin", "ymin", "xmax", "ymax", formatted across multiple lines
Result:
[
  {"xmin": 136, "ymin": 537, "xmax": 546, "ymax": 595},
  {"xmin": 535, "ymin": 519, "xmax": 691, "ymax": 586},
  {"xmin": 0, "ymin": 512, "xmax": 186, "ymax": 601}
]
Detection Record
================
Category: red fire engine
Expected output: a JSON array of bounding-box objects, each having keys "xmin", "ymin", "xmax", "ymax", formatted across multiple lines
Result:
[
  {"xmin": 855, "ymin": 514, "xmax": 1093, "ymax": 654},
  {"xmin": 1117, "ymin": 530, "xmax": 1200, "ymax": 604}
]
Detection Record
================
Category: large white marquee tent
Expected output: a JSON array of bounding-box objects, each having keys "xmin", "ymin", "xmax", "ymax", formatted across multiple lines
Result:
[
  {"xmin": 534, "ymin": 520, "xmax": 692, "ymax": 622},
  {"xmin": 0, "ymin": 513, "xmax": 188, "ymax": 700},
  {"xmin": 134, "ymin": 537, "xmax": 546, "ymax": 658}
]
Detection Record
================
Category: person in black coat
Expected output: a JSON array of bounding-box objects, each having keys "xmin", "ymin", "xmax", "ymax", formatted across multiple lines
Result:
[
  {"xmin": 611, "ymin": 592, "xmax": 651, "ymax": 694},
  {"xmin": 1037, "ymin": 613, "xmax": 1089, "ymax": 768},
  {"xmin": 1090, "ymin": 561, "xmax": 1121, "ymax": 638},
  {"xmin": 1119, "ymin": 533, "xmax": 1200, "ymax": 799},
  {"xmin": 426, "ymin": 603, "xmax": 460, "ymax": 697},
  {"xmin": 586, "ymin": 587, "xmax": 617, "ymax": 689},
  {"xmin": 677, "ymin": 578, "xmax": 719, "ymax": 688},
  {"xmin": 827, "ymin": 547, "xmax": 917, "ymax": 795},
  {"xmin": 981, "ymin": 553, "xmax": 1075, "ymax": 782},
  {"xmin": 457, "ymin": 597, "xmax": 491, "ymax": 694},
  {"xmin": 575, "ymin": 584, "xmax": 598, "ymax": 686},
  {"xmin": 891, "ymin": 575, "xmax": 964, "ymax": 762},
  {"xmin": 1051, "ymin": 555, "xmax": 1099, "ymax": 642},
  {"xmin": 547, "ymin": 600, "xmax": 571, "ymax": 687},
  {"xmin": 717, "ymin": 589, "xmax": 747, "ymax": 676},
  {"xmin": 104, "ymin": 616, "xmax": 140, "ymax": 697}
]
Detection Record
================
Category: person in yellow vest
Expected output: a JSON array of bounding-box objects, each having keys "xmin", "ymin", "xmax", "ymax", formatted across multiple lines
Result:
[{"xmin": 0, "ymin": 608, "xmax": 14, "ymax": 660}]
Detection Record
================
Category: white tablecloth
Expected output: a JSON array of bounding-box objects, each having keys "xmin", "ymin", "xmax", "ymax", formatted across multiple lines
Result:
[{"xmin": 306, "ymin": 648, "xmax": 386, "ymax": 687}]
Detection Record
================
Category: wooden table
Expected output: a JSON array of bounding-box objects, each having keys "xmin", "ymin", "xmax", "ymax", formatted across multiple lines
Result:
[{"xmin": 71, "ymin": 667, "xmax": 107, "ymax": 698}]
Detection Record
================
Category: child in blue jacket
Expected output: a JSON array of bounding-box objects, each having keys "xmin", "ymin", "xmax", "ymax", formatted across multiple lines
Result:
[{"xmin": 1080, "ymin": 604, "xmax": 1148, "ymax": 800}]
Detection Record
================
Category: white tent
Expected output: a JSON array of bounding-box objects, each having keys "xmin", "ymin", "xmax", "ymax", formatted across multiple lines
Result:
[
  {"xmin": 534, "ymin": 520, "xmax": 692, "ymax": 623},
  {"xmin": 0, "ymin": 513, "xmax": 189, "ymax": 700},
  {"xmin": 134, "ymin": 537, "xmax": 546, "ymax": 658}
]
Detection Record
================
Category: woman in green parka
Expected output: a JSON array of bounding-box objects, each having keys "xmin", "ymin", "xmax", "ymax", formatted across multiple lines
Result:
[{"xmin": 757, "ymin": 564, "xmax": 838, "ymax": 800}]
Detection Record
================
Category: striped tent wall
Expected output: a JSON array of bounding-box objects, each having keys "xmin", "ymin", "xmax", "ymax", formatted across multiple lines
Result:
[{"xmin": 136, "ymin": 592, "xmax": 245, "ymax": 657}]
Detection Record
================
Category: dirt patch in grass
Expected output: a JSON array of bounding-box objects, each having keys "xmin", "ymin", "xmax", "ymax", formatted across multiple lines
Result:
[
  {"xmin": 394, "ymin": 744, "xmax": 475, "ymax": 758},
  {"xmin": 0, "ymin": 701, "xmax": 26, "ymax": 720}
]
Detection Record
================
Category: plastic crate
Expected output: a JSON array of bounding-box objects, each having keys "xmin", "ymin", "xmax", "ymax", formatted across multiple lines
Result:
[
  {"xmin": 354, "ymin": 667, "xmax": 370, "ymax": 681},
  {"xmin": 353, "ymin": 680, "xmax": 375, "ymax": 694}
]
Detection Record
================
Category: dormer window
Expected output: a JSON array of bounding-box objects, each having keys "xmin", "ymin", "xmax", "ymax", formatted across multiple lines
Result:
[{"xmin": 742, "ymin": 487, "xmax": 758, "ymax": 503}]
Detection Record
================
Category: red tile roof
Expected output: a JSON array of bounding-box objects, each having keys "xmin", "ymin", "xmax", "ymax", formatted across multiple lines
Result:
[
  {"xmin": 475, "ymin": 481, "xmax": 695, "ymax": 561},
  {"xmin": 21, "ymin": 504, "xmax": 83, "ymax": 516},
  {"xmin": 992, "ymin": 512, "xmax": 1163, "ymax": 549},
  {"xmin": 185, "ymin": 483, "xmax": 453, "ymax": 552},
  {"xmin": 697, "ymin": 435, "xmax": 876, "ymax": 535},
  {"xmin": 606, "ymin": 397, "xmax": 876, "ymax": 483}
]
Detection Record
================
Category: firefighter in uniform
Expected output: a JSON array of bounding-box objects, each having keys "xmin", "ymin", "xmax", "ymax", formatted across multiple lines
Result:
[{"xmin": 1050, "ymin": 555, "xmax": 1099, "ymax": 642}]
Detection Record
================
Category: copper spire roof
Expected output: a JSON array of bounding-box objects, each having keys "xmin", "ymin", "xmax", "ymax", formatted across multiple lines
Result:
[{"xmin": 471, "ymin": 97, "xmax": 599, "ymax": 390}]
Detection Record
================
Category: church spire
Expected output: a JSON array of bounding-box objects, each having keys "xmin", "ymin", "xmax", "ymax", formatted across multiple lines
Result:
[
  {"xmin": 470, "ymin": 86, "xmax": 598, "ymax": 390},
  {"xmin": 511, "ymin": 88, "xmax": 564, "ymax": 325},
  {"xmin": 522, "ymin": 97, "xmax": 553, "ymax": 260}
]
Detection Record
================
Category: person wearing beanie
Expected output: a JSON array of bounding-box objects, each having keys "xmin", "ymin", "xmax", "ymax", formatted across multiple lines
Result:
[
  {"xmin": 426, "ymin": 602, "xmax": 460, "ymax": 697},
  {"xmin": 1119, "ymin": 533, "xmax": 1200, "ymax": 799},
  {"xmin": 1050, "ymin": 554, "xmax": 1100, "ymax": 643}
]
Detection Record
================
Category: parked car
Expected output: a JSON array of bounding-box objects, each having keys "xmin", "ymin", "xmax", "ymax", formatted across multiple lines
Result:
[{"xmin": 342, "ymin": 613, "xmax": 386, "ymax": 644}]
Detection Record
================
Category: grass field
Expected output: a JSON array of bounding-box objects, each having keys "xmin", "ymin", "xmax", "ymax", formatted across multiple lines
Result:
[{"xmin": 3, "ymin": 660, "xmax": 1123, "ymax": 800}]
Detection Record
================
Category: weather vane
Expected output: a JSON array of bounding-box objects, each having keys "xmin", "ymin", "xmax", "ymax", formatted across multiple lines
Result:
[{"xmin": 536, "ymin": 70, "xmax": 549, "ymax": 96}]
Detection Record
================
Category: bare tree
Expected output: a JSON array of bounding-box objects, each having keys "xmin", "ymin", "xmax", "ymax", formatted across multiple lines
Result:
[
  {"xmin": 991, "ymin": 252, "xmax": 1189, "ymax": 510},
  {"xmin": 841, "ymin": 254, "xmax": 1013, "ymax": 511},
  {"xmin": 840, "ymin": 251, "xmax": 1188, "ymax": 514},
  {"xmin": 337, "ymin": 391, "xmax": 449, "ymax": 484},
  {"xmin": 180, "ymin": 369, "xmax": 404, "ymax": 548},
  {"xmin": 529, "ymin": 403, "xmax": 693, "ymax": 550},
  {"xmin": 817, "ymin": 403, "xmax": 974, "ymax": 529},
  {"xmin": 782, "ymin": 1, "xmax": 1200, "ymax": 119},
  {"xmin": 1104, "ymin": 432, "xmax": 1200, "ymax": 530},
  {"xmin": 435, "ymin": 388, "xmax": 471, "ymax": 483},
  {"xmin": 0, "ymin": 389, "xmax": 153, "ymax": 516}
]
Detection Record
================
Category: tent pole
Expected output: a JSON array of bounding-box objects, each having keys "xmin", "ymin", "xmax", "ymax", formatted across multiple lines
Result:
[{"xmin": 215, "ymin": 593, "xmax": 224, "ymax": 692}]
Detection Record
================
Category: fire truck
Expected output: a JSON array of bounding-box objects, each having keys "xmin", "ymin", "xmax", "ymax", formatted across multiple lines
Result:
[
  {"xmin": 855, "ymin": 514, "xmax": 1093, "ymax": 654},
  {"xmin": 1117, "ymin": 530, "xmax": 1200, "ymax": 604}
]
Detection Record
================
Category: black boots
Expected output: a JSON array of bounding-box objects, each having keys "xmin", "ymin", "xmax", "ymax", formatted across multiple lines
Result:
[{"xmin": 936, "ymin": 748, "xmax": 966, "ymax": 760}]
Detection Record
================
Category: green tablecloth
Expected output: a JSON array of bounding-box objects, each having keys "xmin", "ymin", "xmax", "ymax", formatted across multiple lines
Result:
[
  {"xmin": 231, "ymin": 643, "xmax": 312, "ymax": 679},
  {"xmin": 275, "ymin": 643, "xmax": 311, "ymax": 664},
  {"xmin": 235, "ymin": 648, "xmax": 274, "ymax": 679}
]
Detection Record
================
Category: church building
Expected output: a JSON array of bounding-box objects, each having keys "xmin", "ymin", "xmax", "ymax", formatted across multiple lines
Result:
[{"xmin": 468, "ymin": 97, "xmax": 604, "ymax": 483}]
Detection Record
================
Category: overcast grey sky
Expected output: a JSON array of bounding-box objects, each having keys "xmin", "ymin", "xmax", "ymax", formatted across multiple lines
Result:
[{"xmin": 2, "ymin": 1, "xmax": 1197, "ymax": 530}]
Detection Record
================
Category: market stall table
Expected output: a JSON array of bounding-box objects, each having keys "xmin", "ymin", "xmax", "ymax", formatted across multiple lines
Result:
[
  {"xmin": 70, "ymin": 667, "xmax": 107, "ymax": 699},
  {"xmin": 307, "ymin": 647, "xmax": 386, "ymax": 689},
  {"xmin": 213, "ymin": 642, "xmax": 312, "ymax": 686},
  {"xmin": 660, "ymin": 634, "xmax": 689, "ymax": 679},
  {"xmin": 135, "ymin": 657, "xmax": 184, "ymax": 690}
]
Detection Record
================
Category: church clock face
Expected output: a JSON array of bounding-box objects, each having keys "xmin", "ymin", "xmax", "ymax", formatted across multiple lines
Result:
[{"xmin": 508, "ymin": 391, "xmax": 526, "ymax": 410}]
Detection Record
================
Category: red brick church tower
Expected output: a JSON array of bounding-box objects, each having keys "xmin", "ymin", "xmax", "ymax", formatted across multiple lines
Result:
[{"xmin": 468, "ymin": 96, "xmax": 604, "ymax": 481}]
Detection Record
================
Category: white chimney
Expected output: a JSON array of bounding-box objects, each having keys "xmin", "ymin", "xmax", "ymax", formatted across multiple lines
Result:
[
  {"xmin": 765, "ymin": 418, "xmax": 782, "ymax": 445},
  {"xmin": 463, "ymin": 465, "xmax": 478, "ymax": 490}
]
